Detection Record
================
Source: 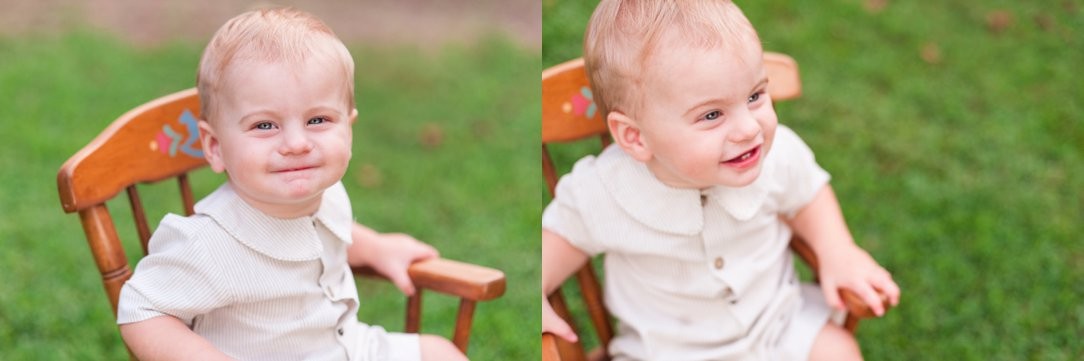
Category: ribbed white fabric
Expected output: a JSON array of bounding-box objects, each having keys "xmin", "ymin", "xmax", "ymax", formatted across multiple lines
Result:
[
  {"xmin": 543, "ymin": 125, "xmax": 838, "ymax": 361},
  {"xmin": 118, "ymin": 181, "xmax": 420, "ymax": 361}
]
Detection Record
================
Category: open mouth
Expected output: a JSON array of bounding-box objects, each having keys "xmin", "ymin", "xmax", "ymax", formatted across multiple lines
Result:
[{"xmin": 722, "ymin": 146, "xmax": 761, "ymax": 166}]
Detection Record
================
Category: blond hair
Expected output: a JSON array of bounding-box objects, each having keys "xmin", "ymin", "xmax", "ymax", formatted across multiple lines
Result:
[
  {"xmin": 197, "ymin": 7, "xmax": 355, "ymax": 122},
  {"xmin": 584, "ymin": 0, "xmax": 760, "ymax": 118}
]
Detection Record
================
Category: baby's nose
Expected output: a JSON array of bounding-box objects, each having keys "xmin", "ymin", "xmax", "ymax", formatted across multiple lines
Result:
[
  {"xmin": 727, "ymin": 111, "xmax": 761, "ymax": 143},
  {"xmin": 279, "ymin": 129, "xmax": 314, "ymax": 154}
]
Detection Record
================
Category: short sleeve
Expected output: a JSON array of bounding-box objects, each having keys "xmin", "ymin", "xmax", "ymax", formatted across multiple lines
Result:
[
  {"xmin": 117, "ymin": 215, "xmax": 231, "ymax": 325},
  {"xmin": 542, "ymin": 157, "xmax": 607, "ymax": 256},
  {"xmin": 774, "ymin": 126, "xmax": 831, "ymax": 218}
]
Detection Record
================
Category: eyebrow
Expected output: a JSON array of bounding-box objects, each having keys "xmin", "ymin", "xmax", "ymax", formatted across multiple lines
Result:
[
  {"xmin": 683, "ymin": 77, "xmax": 770, "ymax": 117},
  {"xmin": 237, "ymin": 106, "xmax": 345, "ymax": 124},
  {"xmin": 238, "ymin": 110, "xmax": 277, "ymax": 125}
]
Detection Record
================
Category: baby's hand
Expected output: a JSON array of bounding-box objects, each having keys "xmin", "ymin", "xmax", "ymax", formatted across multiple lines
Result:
[
  {"xmin": 372, "ymin": 232, "xmax": 439, "ymax": 295},
  {"xmin": 816, "ymin": 244, "xmax": 900, "ymax": 316},
  {"xmin": 542, "ymin": 297, "xmax": 579, "ymax": 343},
  {"xmin": 351, "ymin": 224, "xmax": 440, "ymax": 295}
]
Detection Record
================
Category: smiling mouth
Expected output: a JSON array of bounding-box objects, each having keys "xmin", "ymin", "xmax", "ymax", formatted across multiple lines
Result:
[
  {"xmin": 724, "ymin": 146, "xmax": 759, "ymax": 163},
  {"xmin": 274, "ymin": 166, "xmax": 315, "ymax": 173}
]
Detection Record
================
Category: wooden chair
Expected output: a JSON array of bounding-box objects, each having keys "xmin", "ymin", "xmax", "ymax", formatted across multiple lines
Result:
[
  {"xmin": 541, "ymin": 53, "xmax": 892, "ymax": 361},
  {"xmin": 57, "ymin": 88, "xmax": 506, "ymax": 356}
]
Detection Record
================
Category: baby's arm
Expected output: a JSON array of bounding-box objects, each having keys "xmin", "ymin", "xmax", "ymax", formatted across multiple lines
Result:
[
  {"xmin": 120, "ymin": 316, "xmax": 234, "ymax": 361},
  {"xmin": 541, "ymin": 229, "xmax": 591, "ymax": 343},
  {"xmin": 347, "ymin": 223, "xmax": 439, "ymax": 295},
  {"xmin": 785, "ymin": 185, "xmax": 901, "ymax": 316}
]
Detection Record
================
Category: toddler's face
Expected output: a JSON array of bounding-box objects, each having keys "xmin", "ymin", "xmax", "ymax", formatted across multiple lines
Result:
[
  {"xmin": 633, "ymin": 37, "xmax": 777, "ymax": 189},
  {"xmin": 200, "ymin": 57, "xmax": 356, "ymax": 218}
]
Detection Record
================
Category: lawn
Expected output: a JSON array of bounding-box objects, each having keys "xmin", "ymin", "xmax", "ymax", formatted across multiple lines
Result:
[
  {"xmin": 544, "ymin": 0, "xmax": 1083, "ymax": 359},
  {"xmin": 0, "ymin": 30, "xmax": 540, "ymax": 359}
]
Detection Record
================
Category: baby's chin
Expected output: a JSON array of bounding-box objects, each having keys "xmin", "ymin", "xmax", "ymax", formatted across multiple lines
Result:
[{"xmin": 714, "ymin": 164, "xmax": 764, "ymax": 188}]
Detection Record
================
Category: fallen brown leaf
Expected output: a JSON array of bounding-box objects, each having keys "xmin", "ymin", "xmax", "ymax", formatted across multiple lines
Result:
[
  {"xmin": 986, "ymin": 10, "xmax": 1014, "ymax": 35},
  {"xmin": 920, "ymin": 42, "xmax": 942, "ymax": 64},
  {"xmin": 864, "ymin": 0, "xmax": 888, "ymax": 13},
  {"xmin": 419, "ymin": 123, "xmax": 444, "ymax": 149},
  {"xmin": 355, "ymin": 163, "xmax": 383, "ymax": 188}
]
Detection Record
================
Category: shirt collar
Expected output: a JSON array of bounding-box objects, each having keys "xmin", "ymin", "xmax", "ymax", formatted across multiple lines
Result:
[
  {"xmin": 195, "ymin": 182, "xmax": 353, "ymax": 261},
  {"xmin": 596, "ymin": 145, "xmax": 772, "ymax": 235}
]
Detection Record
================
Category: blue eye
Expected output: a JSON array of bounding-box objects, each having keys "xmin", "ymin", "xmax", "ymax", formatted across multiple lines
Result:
[
  {"xmin": 703, "ymin": 110, "xmax": 722, "ymax": 121},
  {"xmin": 254, "ymin": 122, "xmax": 274, "ymax": 130},
  {"xmin": 748, "ymin": 92, "xmax": 762, "ymax": 103},
  {"xmin": 308, "ymin": 116, "xmax": 328, "ymax": 125}
]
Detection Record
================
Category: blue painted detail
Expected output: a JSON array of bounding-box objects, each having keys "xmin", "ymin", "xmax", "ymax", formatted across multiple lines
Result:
[
  {"xmin": 580, "ymin": 86, "xmax": 593, "ymax": 99},
  {"xmin": 178, "ymin": 110, "xmax": 204, "ymax": 158},
  {"xmin": 581, "ymin": 87, "xmax": 598, "ymax": 118},
  {"xmin": 162, "ymin": 124, "xmax": 182, "ymax": 157}
]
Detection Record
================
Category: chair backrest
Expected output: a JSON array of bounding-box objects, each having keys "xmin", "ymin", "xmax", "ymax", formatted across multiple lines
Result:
[
  {"xmin": 58, "ymin": 88, "xmax": 205, "ymax": 315},
  {"xmin": 540, "ymin": 52, "xmax": 804, "ymax": 361}
]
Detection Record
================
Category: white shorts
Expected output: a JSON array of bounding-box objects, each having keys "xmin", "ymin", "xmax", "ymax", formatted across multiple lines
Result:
[
  {"xmin": 356, "ymin": 323, "xmax": 421, "ymax": 361},
  {"xmin": 779, "ymin": 283, "xmax": 846, "ymax": 360}
]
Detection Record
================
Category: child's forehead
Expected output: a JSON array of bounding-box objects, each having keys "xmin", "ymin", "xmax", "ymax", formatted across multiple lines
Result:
[
  {"xmin": 633, "ymin": 43, "xmax": 764, "ymax": 116},
  {"xmin": 641, "ymin": 31, "xmax": 762, "ymax": 83},
  {"xmin": 207, "ymin": 57, "xmax": 355, "ymax": 120}
]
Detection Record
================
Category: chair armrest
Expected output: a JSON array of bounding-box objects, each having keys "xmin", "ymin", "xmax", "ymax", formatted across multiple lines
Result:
[
  {"xmin": 542, "ymin": 333, "xmax": 561, "ymax": 361},
  {"xmin": 789, "ymin": 236, "xmax": 892, "ymax": 319},
  {"xmin": 354, "ymin": 258, "xmax": 506, "ymax": 301}
]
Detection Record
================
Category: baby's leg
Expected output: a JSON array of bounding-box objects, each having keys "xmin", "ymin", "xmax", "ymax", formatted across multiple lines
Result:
[
  {"xmin": 419, "ymin": 334, "xmax": 468, "ymax": 361},
  {"xmin": 807, "ymin": 323, "xmax": 862, "ymax": 361}
]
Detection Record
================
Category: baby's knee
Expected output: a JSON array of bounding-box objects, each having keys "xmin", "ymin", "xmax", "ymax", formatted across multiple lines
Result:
[
  {"xmin": 807, "ymin": 323, "xmax": 862, "ymax": 361},
  {"xmin": 418, "ymin": 334, "xmax": 467, "ymax": 361}
]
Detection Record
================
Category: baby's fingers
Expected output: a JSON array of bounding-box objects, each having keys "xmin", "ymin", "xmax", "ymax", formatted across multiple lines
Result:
[
  {"xmin": 852, "ymin": 282, "xmax": 886, "ymax": 317},
  {"xmin": 873, "ymin": 272, "xmax": 901, "ymax": 307},
  {"xmin": 819, "ymin": 280, "xmax": 844, "ymax": 312},
  {"xmin": 388, "ymin": 269, "xmax": 417, "ymax": 296},
  {"xmin": 542, "ymin": 301, "xmax": 579, "ymax": 343}
]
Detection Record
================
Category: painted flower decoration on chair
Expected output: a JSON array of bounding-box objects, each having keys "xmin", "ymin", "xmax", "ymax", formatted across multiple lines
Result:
[
  {"xmin": 150, "ymin": 109, "xmax": 204, "ymax": 158},
  {"xmin": 562, "ymin": 86, "xmax": 598, "ymax": 119}
]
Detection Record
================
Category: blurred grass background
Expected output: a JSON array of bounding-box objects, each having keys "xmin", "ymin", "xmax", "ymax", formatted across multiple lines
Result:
[
  {"xmin": 545, "ymin": 0, "xmax": 1083, "ymax": 359},
  {"xmin": 0, "ymin": 6, "xmax": 540, "ymax": 361}
]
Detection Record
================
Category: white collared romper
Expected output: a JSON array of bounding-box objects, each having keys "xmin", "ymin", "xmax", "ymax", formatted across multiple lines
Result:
[
  {"xmin": 118, "ymin": 182, "xmax": 420, "ymax": 361},
  {"xmin": 543, "ymin": 125, "xmax": 841, "ymax": 361}
]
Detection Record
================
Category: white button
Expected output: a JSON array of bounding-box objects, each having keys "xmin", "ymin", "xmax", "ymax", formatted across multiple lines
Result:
[{"xmin": 713, "ymin": 257, "xmax": 724, "ymax": 270}]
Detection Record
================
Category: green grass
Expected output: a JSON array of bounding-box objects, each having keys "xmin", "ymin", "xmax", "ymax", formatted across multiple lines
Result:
[
  {"xmin": 545, "ymin": 1, "xmax": 1084, "ymax": 359},
  {"xmin": 0, "ymin": 30, "xmax": 540, "ymax": 359}
]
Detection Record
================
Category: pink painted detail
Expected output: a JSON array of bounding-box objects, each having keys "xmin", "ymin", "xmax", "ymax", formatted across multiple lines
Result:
[
  {"xmin": 570, "ymin": 86, "xmax": 598, "ymax": 118},
  {"xmin": 570, "ymin": 93, "xmax": 591, "ymax": 117},
  {"xmin": 155, "ymin": 132, "xmax": 172, "ymax": 154}
]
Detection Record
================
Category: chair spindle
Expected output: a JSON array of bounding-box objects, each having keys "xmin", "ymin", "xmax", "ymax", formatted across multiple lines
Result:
[
  {"xmin": 178, "ymin": 173, "xmax": 196, "ymax": 216},
  {"xmin": 125, "ymin": 186, "xmax": 152, "ymax": 255}
]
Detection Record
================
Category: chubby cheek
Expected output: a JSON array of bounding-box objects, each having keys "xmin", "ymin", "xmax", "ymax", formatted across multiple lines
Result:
[
  {"xmin": 218, "ymin": 148, "xmax": 252, "ymax": 177},
  {"xmin": 343, "ymin": 132, "xmax": 354, "ymax": 160},
  {"xmin": 756, "ymin": 108, "xmax": 779, "ymax": 153},
  {"xmin": 321, "ymin": 130, "xmax": 354, "ymax": 169}
]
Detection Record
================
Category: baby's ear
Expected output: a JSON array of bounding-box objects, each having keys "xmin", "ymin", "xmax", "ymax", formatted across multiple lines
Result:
[
  {"xmin": 607, "ymin": 111, "xmax": 652, "ymax": 162},
  {"xmin": 197, "ymin": 120, "xmax": 226, "ymax": 173},
  {"xmin": 348, "ymin": 108, "xmax": 358, "ymax": 125}
]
